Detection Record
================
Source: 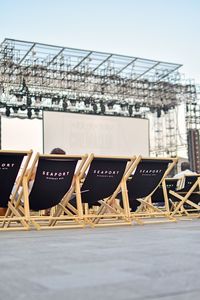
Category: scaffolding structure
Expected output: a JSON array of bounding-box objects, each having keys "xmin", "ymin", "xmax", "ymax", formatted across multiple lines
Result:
[{"xmin": 0, "ymin": 38, "xmax": 198, "ymax": 157}]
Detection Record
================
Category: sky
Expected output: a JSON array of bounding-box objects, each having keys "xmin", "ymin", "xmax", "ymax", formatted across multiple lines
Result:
[
  {"xmin": 0, "ymin": 0, "xmax": 200, "ymax": 83},
  {"xmin": 0, "ymin": 0, "xmax": 199, "ymax": 158}
]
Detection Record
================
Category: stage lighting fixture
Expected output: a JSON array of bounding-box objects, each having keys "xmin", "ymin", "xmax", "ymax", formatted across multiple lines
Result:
[
  {"xmin": 20, "ymin": 104, "xmax": 27, "ymax": 111},
  {"xmin": 157, "ymin": 108, "xmax": 161, "ymax": 118},
  {"xmin": 63, "ymin": 101, "xmax": 68, "ymax": 111},
  {"xmin": 163, "ymin": 105, "xmax": 169, "ymax": 114},
  {"xmin": 70, "ymin": 100, "xmax": 76, "ymax": 106},
  {"xmin": 16, "ymin": 94, "xmax": 23, "ymax": 102},
  {"xmin": 150, "ymin": 107, "xmax": 156, "ymax": 113},
  {"xmin": 93, "ymin": 103, "xmax": 98, "ymax": 113},
  {"xmin": 5, "ymin": 106, "xmax": 11, "ymax": 117},
  {"xmin": 35, "ymin": 96, "xmax": 41, "ymax": 103},
  {"xmin": 21, "ymin": 78, "xmax": 28, "ymax": 93},
  {"xmin": 120, "ymin": 104, "xmax": 128, "ymax": 111},
  {"xmin": 100, "ymin": 102, "xmax": 106, "ymax": 114},
  {"xmin": 135, "ymin": 103, "xmax": 140, "ymax": 112},
  {"xmin": 0, "ymin": 86, "xmax": 4, "ymax": 96},
  {"xmin": 27, "ymin": 108, "xmax": 32, "ymax": 119},
  {"xmin": 128, "ymin": 105, "xmax": 133, "ymax": 116},
  {"xmin": 27, "ymin": 96, "xmax": 32, "ymax": 106},
  {"xmin": 85, "ymin": 99, "xmax": 90, "ymax": 108},
  {"xmin": 107, "ymin": 102, "xmax": 114, "ymax": 110},
  {"xmin": 52, "ymin": 97, "xmax": 60, "ymax": 105},
  {"xmin": 12, "ymin": 106, "xmax": 19, "ymax": 113},
  {"xmin": 0, "ymin": 101, "xmax": 4, "ymax": 108},
  {"xmin": 34, "ymin": 108, "xmax": 40, "ymax": 116}
]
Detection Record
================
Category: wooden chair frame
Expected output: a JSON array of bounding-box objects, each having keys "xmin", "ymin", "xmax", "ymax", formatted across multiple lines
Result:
[
  {"xmin": 3, "ymin": 153, "xmax": 88, "ymax": 230},
  {"xmin": 60, "ymin": 154, "xmax": 137, "ymax": 227},
  {"xmin": 121, "ymin": 156, "xmax": 178, "ymax": 224},
  {"xmin": 0, "ymin": 150, "xmax": 33, "ymax": 231},
  {"xmin": 151, "ymin": 178, "xmax": 179, "ymax": 213},
  {"xmin": 170, "ymin": 175, "xmax": 200, "ymax": 218}
]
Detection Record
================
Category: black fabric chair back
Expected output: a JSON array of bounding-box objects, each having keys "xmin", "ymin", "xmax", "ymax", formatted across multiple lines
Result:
[
  {"xmin": 177, "ymin": 175, "xmax": 200, "ymax": 207},
  {"xmin": 29, "ymin": 157, "xmax": 79, "ymax": 211},
  {"xmin": 0, "ymin": 153, "xmax": 25, "ymax": 207},
  {"xmin": 81, "ymin": 158, "xmax": 128, "ymax": 206},
  {"xmin": 179, "ymin": 175, "xmax": 199, "ymax": 193},
  {"xmin": 127, "ymin": 159, "xmax": 172, "ymax": 211},
  {"xmin": 151, "ymin": 178, "xmax": 178, "ymax": 204}
]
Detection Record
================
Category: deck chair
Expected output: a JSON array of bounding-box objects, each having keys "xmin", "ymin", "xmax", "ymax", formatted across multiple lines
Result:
[
  {"xmin": 170, "ymin": 175, "xmax": 200, "ymax": 217},
  {"xmin": 3, "ymin": 153, "xmax": 87, "ymax": 230},
  {"xmin": 0, "ymin": 150, "xmax": 32, "ymax": 230},
  {"xmin": 65, "ymin": 154, "xmax": 136, "ymax": 227},
  {"xmin": 122, "ymin": 156, "xmax": 178, "ymax": 224},
  {"xmin": 151, "ymin": 178, "xmax": 179, "ymax": 212}
]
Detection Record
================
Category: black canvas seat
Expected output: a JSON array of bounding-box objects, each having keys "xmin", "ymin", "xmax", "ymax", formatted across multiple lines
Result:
[
  {"xmin": 122, "ymin": 156, "xmax": 178, "ymax": 224},
  {"xmin": 74, "ymin": 154, "xmax": 136, "ymax": 227},
  {"xmin": 81, "ymin": 158, "xmax": 128, "ymax": 205},
  {"xmin": 29, "ymin": 157, "xmax": 78, "ymax": 211},
  {"xmin": 5, "ymin": 153, "xmax": 87, "ymax": 230},
  {"xmin": 0, "ymin": 150, "xmax": 32, "ymax": 231}
]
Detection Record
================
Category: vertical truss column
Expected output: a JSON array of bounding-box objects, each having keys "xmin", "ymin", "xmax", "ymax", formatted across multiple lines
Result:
[
  {"xmin": 165, "ymin": 109, "xmax": 177, "ymax": 157},
  {"xmin": 150, "ymin": 113, "xmax": 165, "ymax": 156},
  {"xmin": 186, "ymin": 94, "xmax": 200, "ymax": 130}
]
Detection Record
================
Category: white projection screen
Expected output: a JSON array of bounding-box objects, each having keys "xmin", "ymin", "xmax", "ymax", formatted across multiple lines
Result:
[
  {"xmin": 43, "ymin": 111, "xmax": 149, "ymax": 156},
  {"xmin": 1, "ymin": 116, "xmax": 43, "ymax": 153}
]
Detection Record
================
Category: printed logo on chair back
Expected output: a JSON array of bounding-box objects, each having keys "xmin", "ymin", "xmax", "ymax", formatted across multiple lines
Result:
[
  {"xmin": 29, "ymin": 158, "xmax": 79, "ymax": 210},
  {"xmin": 0, "ymin": 153, "xmax": 25, "ymax": 207},
  {"xmin": 81, "ymin": 158, "xmax": 128, "ymax": 205},
  {"xmin": 165, "ymin": 179, "xmax": 179, "ymax": 190}
]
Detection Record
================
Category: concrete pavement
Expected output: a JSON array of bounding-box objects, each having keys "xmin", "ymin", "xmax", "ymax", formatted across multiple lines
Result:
[{"xmin": 0, "ymin": 220, "xmax": 200, "ymax": 300}]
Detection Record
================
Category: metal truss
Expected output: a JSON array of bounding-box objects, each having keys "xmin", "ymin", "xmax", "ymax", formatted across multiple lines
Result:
[
  {"xmin": 0, "ymin": 38, "xmax": 198, "ymax": 157},
  {"xmin": 185, "ymin": 84, "xmax": 200, "ymax": 130}
]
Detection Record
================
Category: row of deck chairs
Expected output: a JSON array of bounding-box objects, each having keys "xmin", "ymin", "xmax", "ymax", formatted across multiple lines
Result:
[{"xmin": 0, "ymin": 150, "xmax": 199, "ymax": 231}]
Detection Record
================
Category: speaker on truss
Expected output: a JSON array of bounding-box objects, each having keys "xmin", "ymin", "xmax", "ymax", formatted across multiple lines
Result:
[
  {"xmin": 0, "ymin": 115, "xmax": 1, "ymax": 149},
  {"xmin": 187, "ymin": 128, "xmax": 200, "ymax": 173}
]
